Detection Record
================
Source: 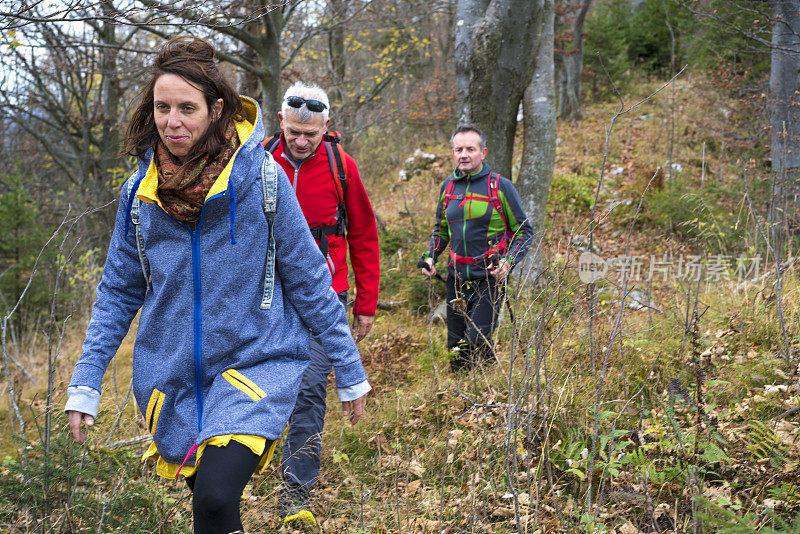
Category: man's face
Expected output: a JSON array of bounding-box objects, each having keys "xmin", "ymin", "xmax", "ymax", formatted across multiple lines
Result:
[
  {"xmin": 279, "ymin": 112, "xmax": 329, "ymax": 161},
  {"xmin": 452, "ymin": 131, "xmax": 487, "ymax": 175}
]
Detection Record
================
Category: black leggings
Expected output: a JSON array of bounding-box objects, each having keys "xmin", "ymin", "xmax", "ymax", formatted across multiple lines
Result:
[{"xmin": 185, "ymin": 440, "xmax": 271, "ymax": 534}]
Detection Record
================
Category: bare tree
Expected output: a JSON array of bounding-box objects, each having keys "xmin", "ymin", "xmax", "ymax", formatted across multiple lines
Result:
[
  {"xmin": 130, "ymin": 0, "xmax": 298, "ymax": 133},
  {"xmin": 0, "ymin": 0, "xmax": 144, "ymax": 31},
  {"xmin": 519, "ymin": 0, "xmax": 556, "ymax": 264},
  {"xmin": 678, "ymin": 0, "xmax": 798, "ymax": 235},
  {"xmin": 327, "ymin": 0, "xmax": 348, "ymax": 107},
  {"xmin": 316, "ymin": 0, "xmax": 453, "ymax": 142},
  {"xmin": 0, "ymin": 1, "xmax": 144, "ymax": 240},
  {"xmin": 556, "ymin": 0, "xmax": 592, "ymax": 120},
  {"xmin": 454, "ymin": 0, "xmax": 545, "ymax": 176},
  {"xmin": 768, "ymin": 0, "xmax": 800, "ymax": 244}
]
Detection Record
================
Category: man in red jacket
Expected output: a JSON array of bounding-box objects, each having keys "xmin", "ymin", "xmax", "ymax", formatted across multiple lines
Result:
[{"xmin": 265, "ymin": 82, "xmax": 379, "ymax": 524}]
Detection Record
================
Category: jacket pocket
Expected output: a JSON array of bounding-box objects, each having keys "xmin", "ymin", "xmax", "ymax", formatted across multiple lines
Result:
[
  {"xmin": 465, "ymin": 197, "xmax": 489, "ymax": 220},
  {"xmin": 145, "ymin": 389, "xmax": 165, "ymax": 435},
  {"xmin": 222, "ymin": 369, "xmax": 266, "ymax": 401}
]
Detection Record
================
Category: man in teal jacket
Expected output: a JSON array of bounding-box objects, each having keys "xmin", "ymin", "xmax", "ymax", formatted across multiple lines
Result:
[{"xmin": 420, "ymin": 125, "xmax": 533, "ymax": 370}]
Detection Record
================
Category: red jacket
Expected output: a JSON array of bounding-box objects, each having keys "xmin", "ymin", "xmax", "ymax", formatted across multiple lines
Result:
[{"xmin": 267, "ymin": 135, "xmax": 380, "ymax": 316}]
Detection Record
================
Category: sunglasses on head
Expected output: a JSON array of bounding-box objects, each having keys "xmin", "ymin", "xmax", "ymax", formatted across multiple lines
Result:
[{"xmin": 285, "ymin": 95, "xmax": 328, "ymax": 113}]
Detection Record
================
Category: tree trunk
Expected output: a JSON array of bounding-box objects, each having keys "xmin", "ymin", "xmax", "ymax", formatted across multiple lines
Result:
[
  {"xmin": 239, "ymin": 21, "xmax": 263, "ymax": 103},
  {"xmin": 327, "ymin": 0, "xmax": 351, "ymax": 137},
  {"xmin": 558, "ymin": 0, "xmax": 591, "ymax": 120},
  {"xmin": 519, "ymin": 0, "xmax": 556, "ymax": 272},
  {"xmin": 97, "ymin": 0, "xmax": 123, "ymax": 233},
  {"xmin": 454, "ymin": 0, "xmax": 487, "ymax": 125},
  {"xmin": 454, "ymin": 0, "xmax": 545, "ymax": 177},
  {"xmin": 327, "ymin": 0, "xmax": 347, "ymax": 105},
  {"xmin": 769, "ymin": 0, "xmax": 800, "ymax": 244},
  {"xmin": 258, "ymin": 8, "xmax": 284, "ymax": 135}
]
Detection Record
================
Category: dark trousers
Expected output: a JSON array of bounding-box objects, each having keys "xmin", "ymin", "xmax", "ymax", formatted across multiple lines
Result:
[
  {"xmin": 446, "ymin": 269, "xmax": 504, "ymax": 364},
  {"xmin": 280, "ymin": 291, "xmax": 348, "ymax": 492},
  {"xmin": 185, "ymin": 440, "xmax": 272, "ymax": 534},
  {"xmin": 280, "ymin": 335, "xmax": 330, "ymax": 492}
]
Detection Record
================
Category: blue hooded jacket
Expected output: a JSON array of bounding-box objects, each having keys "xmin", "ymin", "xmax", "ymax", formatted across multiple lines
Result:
[{"xmin": 66, "ymin": 97, "xmax": 367, "ymax": 466}]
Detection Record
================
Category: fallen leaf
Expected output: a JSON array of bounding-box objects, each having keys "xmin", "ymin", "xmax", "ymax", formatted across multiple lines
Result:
[
  {"xmin": 491, "ymin": 506, "xmax": 515, "ymax": 518},
  {"xmin": 408, "ymin": 459, "xmax": 426, "ymax": 477},
  {"xmin": 774, "ymin": 421, "xmax": 799, "ymax": 450},
  {"xmin": 653, "ymin": 503, "xmax": 671, "ymax": 519},
  {"xmin": 619, "ymin": 521, "xmax": 642, "ymax": 534},
  {"xmin": 368, "ymin": 433, "xmax": 393, "ymax": 454}
]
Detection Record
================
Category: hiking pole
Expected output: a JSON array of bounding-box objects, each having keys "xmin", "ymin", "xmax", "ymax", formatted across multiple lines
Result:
[{"xmin": 417, "ymin": 258, "xmax": 446, "ymax": 284}]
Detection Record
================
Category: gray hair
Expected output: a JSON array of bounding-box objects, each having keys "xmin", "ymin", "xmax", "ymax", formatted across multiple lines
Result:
[
  {"xmin": 450, "ymin": 124, "xmax": 487, "ymax": 150},
  {"xmin": 282, "ymin": 82, "xmax": 330, "ymax": 122}
]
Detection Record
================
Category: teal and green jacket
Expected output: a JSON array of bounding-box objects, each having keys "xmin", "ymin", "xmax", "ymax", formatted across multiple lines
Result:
[{"xmin": 423, "ymin": 163, "xmax": 533, "ymax": 280}]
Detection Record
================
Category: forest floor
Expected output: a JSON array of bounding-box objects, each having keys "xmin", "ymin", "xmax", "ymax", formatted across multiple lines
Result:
[{"xmin": 1, "ymin": 74, "xmax": 799, "ymax": 533}]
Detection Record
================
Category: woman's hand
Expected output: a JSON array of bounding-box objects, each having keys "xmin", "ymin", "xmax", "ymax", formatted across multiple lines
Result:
[
  {"xmin": 68, "ymin": 410, "xmax": 94, "ymax": 444},
  {"xmin": 341, "ymin": 393, "xmax": 368, "ymax": 425}
]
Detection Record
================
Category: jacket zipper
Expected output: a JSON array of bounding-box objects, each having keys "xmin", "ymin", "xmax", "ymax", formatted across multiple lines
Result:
[
  {"xmin": 190, "ymin": 212, "xmax": 205, "ymax": 432},
  {"xmin": 462, "ymin": 178, "xmax": 471, "ymax": 278},
  {"xmin": 280, "ymin": 152, "xmax": 303, "ymax": 193}
]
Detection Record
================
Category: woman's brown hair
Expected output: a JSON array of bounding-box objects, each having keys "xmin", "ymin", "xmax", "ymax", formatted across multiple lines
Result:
[{"xmin": 124, "ymin": 36, "xmax": 243, "ymax": 161}]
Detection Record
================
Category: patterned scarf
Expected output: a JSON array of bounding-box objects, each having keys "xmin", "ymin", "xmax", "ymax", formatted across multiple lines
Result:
[{"xmin": 155, "ymin": 121, "xmax": 240, "ymax": 223}]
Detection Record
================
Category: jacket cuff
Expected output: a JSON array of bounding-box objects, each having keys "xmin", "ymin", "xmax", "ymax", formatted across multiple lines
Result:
[
  {"xmin": 332, "ymin": 357, "xmax": 369, "ymax": 389},
  {"xmin": 336, "ymin": 380, "xmax": 372, "ymax": 402},
  {"xmin": 69, "ymin": 361, "xmax": 107, "ymax": 392},
  {"xmin": 352, "ymin": 305, "xmax": 376, "ymax": 317},
  {"xmin": 64, "ymin": 386, "xmax": 101, "ymax": 418}
]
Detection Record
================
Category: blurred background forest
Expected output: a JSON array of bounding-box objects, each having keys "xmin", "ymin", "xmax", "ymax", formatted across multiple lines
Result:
[{"xmin": 1, "ymin": 0, "xmax": 800, "ymax": 532}]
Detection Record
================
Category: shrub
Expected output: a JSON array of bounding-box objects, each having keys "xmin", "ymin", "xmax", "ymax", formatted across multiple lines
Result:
[
  {"xmin": 0, "ymin": 414, "xmax": 189, "ymax": 532},
  {"xmin": 640, "ymin": 174, "xmax": 771, "ymax": 255},
  {"xmin": 547, "ymin": 171, "xmax": 597, "ymax": 215},
  {"xmin": 0, "ymin": 166, "xmax": 53, "ymax": 325},
  {"xmin": 584, "ymin": 0, "xmax": 689, "ymax": 95}
]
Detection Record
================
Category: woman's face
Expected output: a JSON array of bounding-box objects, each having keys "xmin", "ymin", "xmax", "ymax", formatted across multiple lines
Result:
[{"xmin": 153, "ymin": 73, "xmax": 223, "ymax": 161}]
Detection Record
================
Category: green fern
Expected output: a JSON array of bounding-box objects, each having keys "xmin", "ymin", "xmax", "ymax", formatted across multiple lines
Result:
[{"xmin": 696, "ymin": 496, "xmax": 800, "ymax": 533}]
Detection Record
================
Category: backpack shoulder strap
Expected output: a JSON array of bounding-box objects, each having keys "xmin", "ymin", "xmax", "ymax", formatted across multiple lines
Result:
[
  {"xmin": 124, "ymin": 174, "xmax": 139, "ymax": 220},
  {"xmin": 323, "ymin": 131, "xmax": 348, "ymax": 203},
  {"xmin": 260, "ymin": 152, "xmax": 279, "ymax": 310},
  {"xmin": 263, "ymin": 132, "xmax": 282, "ymax": 154},
  {"xmin": 488, "ymin": 172, "xmax": 509, "ymax": 230},
  {"xmin": 125, "ymin": 174, "xmax": 151, "ymax": 292},
  {"xmin": 441, "ymin": 176, "xmax": 457, "ymax": 212},
  {"xmin": 323, "ymin": 130, "xmax": 342, "ymax": 143}
]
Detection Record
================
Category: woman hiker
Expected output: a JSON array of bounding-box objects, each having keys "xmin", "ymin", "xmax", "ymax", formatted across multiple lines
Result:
[{"xmin": 64, "ymin": 36, "xmax": 370, "ymax": 533}]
